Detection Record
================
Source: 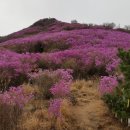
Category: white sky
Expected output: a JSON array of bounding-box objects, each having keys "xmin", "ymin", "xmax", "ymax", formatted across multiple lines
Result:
[{"xmin": 0, "ymin": 0, "xmax": 130, "ymax": 36}]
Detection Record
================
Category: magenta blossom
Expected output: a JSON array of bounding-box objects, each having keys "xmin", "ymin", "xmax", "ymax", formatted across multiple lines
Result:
[
  {"xmin": 0, "ymin": 86, "xmax": 33, "ymax": 108},
  {"xmin": 48, "ymin": 99, "xmax": 62, "ymax": 118},
  {"xmin": 99, "ymin": 76, "xmax": 118, "ymax": 95},
  {"xmin": 50, "ymin": 80, "xmax": 70, "ymax": 98}
]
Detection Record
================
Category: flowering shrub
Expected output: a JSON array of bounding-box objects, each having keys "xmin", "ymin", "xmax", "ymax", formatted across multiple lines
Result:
[
  {"xmin": 0, "ymin": 86, "xmax": 33, "ymax": 130},
  {"xmin": 29, "ymin": 69, "xmax": 73, "ymax": 99},
  {"xmin": 47, "ymin": 69, "xmax": 73, "ymax": 121},
  {"xmin": 0, "ymin": 50, "xmax": 40, "ymax": 91},
  {"xmin": 0, "ymin": 86, "xmax": 33, "ymax": 108},
  {"xmin": 99, "ymin": 76, "xmax": 118, "ymax": 95},
  {"xmin": 50, "ymin": 80, "xmax": 70, "ymax": 98},
  {"xmin": 48, "ymin": 98, "xmax": 62, "ymax": 118}
]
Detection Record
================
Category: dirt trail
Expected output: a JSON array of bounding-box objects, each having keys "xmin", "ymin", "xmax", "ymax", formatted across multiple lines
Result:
[{"xmin": 71, "ymin": 80, "xmax": 129, "ymax": 130}]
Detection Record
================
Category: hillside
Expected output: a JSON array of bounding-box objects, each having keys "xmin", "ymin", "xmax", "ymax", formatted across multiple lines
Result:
[{"xmin": 0, "ymin": 18, "xmax": 130, "ymax": 130}]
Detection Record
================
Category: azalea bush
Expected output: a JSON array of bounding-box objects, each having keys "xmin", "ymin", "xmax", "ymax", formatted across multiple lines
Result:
[
  {"xmin": 0, "ymin": 86, "xmax": 33, "ymax": 130},
  {"xmin": 48, "ymin": 70, "xmax": 72, "ymax": 129},
  {"xmin": 0, "ymin": 50, "xmax": 40, "ymax": 91},
  {"xmin": 29, "ymin": 69, "xmax": 73, "ymax": 129},
  {"xmin": 48, "ymin": 98, "xmax": 62, "ymax": 118},
  {"xmin": 29, "ymin": 69, "xmax": 73, "ymax": 99},
  {"xmin": 99, "ymin": 76, "xmax": 118, "ymax": 95}
]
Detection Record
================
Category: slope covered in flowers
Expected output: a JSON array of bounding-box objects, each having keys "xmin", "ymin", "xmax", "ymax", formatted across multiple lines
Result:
[
  {"xmin": 1, "ymin": 19, "xmax": 130, "ymax": 77},
  {"xmin": 0, "ymin": 18, "xmax": 130, "ymax": 129}
]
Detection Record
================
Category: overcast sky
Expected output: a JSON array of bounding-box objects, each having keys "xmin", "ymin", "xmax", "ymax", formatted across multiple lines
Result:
[{"xmin": 0, "ymin": 0, "xmax": 130, "ymax": 36}]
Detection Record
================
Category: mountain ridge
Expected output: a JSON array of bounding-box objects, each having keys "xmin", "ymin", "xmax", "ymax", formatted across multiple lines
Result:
[{"xmin": 1, "ymin": 18, "xmax": 129, "ymax": 44}]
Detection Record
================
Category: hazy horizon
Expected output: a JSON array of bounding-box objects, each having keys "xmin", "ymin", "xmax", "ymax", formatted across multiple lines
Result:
[{"xmin": 0, "ymin": 0, "xmax": 130, "ymax": 36}]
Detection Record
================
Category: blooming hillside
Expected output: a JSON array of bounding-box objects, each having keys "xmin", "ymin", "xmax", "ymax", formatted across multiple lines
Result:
[
  {"xmin": 1, "ymin": 19, "xmax": 130, "ymax": 75},
  {"xmin": 0, "ymin": 18, "xmax": 130, "ymax": 130}
]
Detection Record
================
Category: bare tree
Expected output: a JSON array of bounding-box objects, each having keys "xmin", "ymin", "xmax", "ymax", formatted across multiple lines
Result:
[
  {"xmin": 124, "ymin": 25, "xmax": 130, "ymax": 30},
  {"xmin": 103, "ymin": 22, "xmax": 116, "ymax": 29}
]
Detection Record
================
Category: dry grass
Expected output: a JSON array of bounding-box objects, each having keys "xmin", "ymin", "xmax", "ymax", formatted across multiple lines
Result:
[
  {"xmin": 19, "ymin": 109, "xmax": 50, "ymax": 130},
  {"xmin": 69, "ymin": 79, "xmax": 128, "ymax": 130},
  {"xmin": 22, "ymin": 84, "xmax": 39, "ymax": 94},
  {"xmin": 19, "ymin": 84, "xmax": 50, "ymax": 130},
  {"xmin": 0, "ymin": 85, "xmax": 36, "ymax": 130},
  {"xmin": 71, "ymin": 79, "xmax": 99, "ymax": 90},
  {"xmin": 29, "ymin": 73, "xmax": 60, "ymax": 99},
  {"xmin": 19, "ymin": 97, "xmax": 78, "ymax": 130},
  {"xmin": 0, "ymin": 104, "xmax": 22, "ymax": 130}
]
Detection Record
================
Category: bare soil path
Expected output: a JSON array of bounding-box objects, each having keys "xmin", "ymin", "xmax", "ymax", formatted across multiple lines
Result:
[{"xmin": 71, "ymin": 80, "xmax": 129, "ymax": 130}]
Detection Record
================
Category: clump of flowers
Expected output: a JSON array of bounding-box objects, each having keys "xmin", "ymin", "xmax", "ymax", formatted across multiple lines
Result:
[
  {"xmin": 99, "ymin": 76, "xmax": 118, "ymax": 95},
  {"xmin": 106, "ymin": 58, "xmax": 120, "ymax": 74},
  {"xmin": 48, "ymin": 69, "xmax": 73, "ymax": 121},
  {"xmin": 0, "ymin": 86, "xmax": 33, "ymax": 130},
  {"xmin": 48, "ymin": 99, "xmax": 62, "ymax": 118},
  {"xmin": 0, "ymin": 50, "xmax": 40, "ymax": 91},
  {"xmin": 0, "ymin": 86, "xmax": 33, "ymax": 108},
  {"xmin": 29, "ymin": 69, "xmax": 73, "ymax": 99},
  {"xmin": 50, "ymin": 80, "xmax": 70, "ymax": 98}
]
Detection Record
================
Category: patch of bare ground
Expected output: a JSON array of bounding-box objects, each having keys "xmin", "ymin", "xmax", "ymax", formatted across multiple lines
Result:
[{"xmin": 71, "ymin": 79, "xmax": 129, "ymax": 130}]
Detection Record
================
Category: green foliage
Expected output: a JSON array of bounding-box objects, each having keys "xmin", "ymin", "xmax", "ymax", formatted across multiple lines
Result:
[
  {"xmin": 103, "ymin": 87, "xmax": 130, "ymax": 120},
  {"xmin": 118, "ymin": 49, "xmax": 130, "ymax": 81},
  {"xmin": 103, "ymin": 49, "xmax": 130, "ymax": 124}
]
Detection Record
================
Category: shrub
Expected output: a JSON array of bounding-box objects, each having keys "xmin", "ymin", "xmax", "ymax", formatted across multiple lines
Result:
[
  {"xmin": 103, "ymin": 22, "xmax": 116, "ymax": 29},
  {"xmin": 48, "ymin": 99, "xmax": 62, "ymax": 118},
  {"xmin": 0, "ymin": 86, "xmax": 33, "ymax": 130},
  {"xmin": 48, "ymin": 99, "xmax": 73, "ymax": 130},
  {"xmin": 0, "ymin": 50, "xmax": 40, "ymax": 91},
  {"xmin": 29, "ymin": 69, "xmax": 73, "ymax": 99},
  {"xmin": 48, "ymin": 69, "xmax": 72, "ymax": 127},
  {"xmin": 30, "ymin": 72, "xmax": 59, "ymax": 99},
  {"xmin": 3, "ymin": 39, "xmax": 70, "ymax": 53},
  {"xmin": 50, "ymin": 80, "xmax": 70, "ymax": 98},
  {"xmin": 99, "ymin": 76, "xmax": 118, "ymax": 95}
]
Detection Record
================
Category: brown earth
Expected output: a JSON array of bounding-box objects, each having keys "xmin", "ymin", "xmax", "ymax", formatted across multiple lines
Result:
[{"xmin": 70, "ymin": 79, "xmax": 129, "ymax": 130}]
